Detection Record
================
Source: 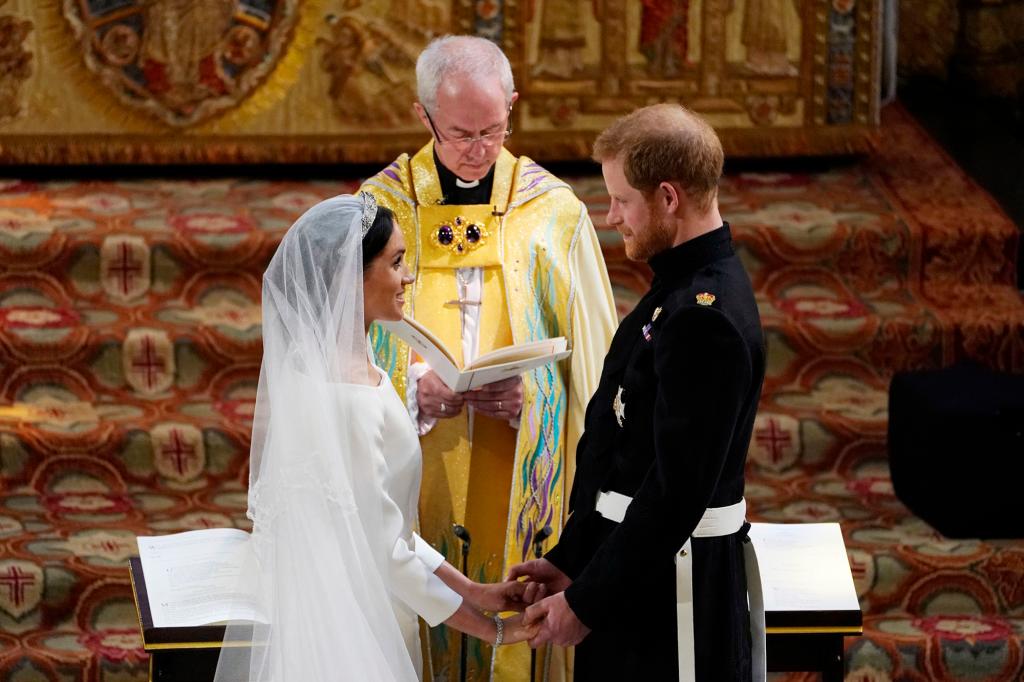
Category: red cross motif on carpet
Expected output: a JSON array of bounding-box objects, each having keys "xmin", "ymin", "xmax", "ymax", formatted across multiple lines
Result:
[
  {"xmin": 151, "ymin": 423, "xmax": 205, "ymax": 482},
  {"xmin": 132, "ymin": 339, "xmax": 163, "ymax": 387},
  {"xmin": 101, "ymin": 235, "xmax": 150, "ymax": 302},
  {"xmin": 163, "ymin": 431, "xmax": 194, "ymax": 474},
  {"xmin": 123, "ymin": 329, "xmax": 174, "ymax": 395},
  {"xmin": 750, "ymin": 414, "xmax": 800, "ymax": 471},
  {"xmin": 0, "ymin": 561, "xmax": 43, "ymax": 619}
]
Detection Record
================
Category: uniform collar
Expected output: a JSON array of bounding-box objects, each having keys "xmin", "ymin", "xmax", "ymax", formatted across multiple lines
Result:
[{"xmin": 648, "ymin": 223, "xmax": 733, "ymax": 283}]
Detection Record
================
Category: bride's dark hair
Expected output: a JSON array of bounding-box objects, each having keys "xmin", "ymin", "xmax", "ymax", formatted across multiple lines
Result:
[{"xmin": 362, "ymin": 204, "xmax": 396, "ymax": 268}]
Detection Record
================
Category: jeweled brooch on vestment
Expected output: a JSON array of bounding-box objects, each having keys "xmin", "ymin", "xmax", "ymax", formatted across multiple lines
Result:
[{"xmin": 431, "ymin": 216, "xmax": 489, "ymax": 255}]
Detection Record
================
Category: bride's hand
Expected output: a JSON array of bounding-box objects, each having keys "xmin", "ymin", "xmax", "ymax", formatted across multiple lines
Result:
[{"xmin": 499, "ymin": 613, "xmax": 541, "ymax": 646}]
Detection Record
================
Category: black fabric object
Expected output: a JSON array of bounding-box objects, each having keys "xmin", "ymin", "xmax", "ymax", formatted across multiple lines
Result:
[
  {"xmin": 545, "ymin": 224, "xmax": 766, "ymax": 681},
  {"xmin": 433, "ymin": 149, "xmax": 495, "ymax": 206},
  {"xmin": 889, "ymin": 364, "xmax": 1024, "ymax": 539}
]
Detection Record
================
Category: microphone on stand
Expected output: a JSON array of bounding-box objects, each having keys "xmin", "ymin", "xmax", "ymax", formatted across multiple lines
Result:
[
  {"xmin": 530, "ymin": 526, "xmax": 553, "ymax": 682},
  {"xmin": 453, "ymin": 524, "xmax": 472, "ymax": 682}
]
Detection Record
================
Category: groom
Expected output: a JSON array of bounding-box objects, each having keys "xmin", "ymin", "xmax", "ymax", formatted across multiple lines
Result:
[{"xmin": 511, "ymin": 104, "xmax": 766, "ymax": 681}]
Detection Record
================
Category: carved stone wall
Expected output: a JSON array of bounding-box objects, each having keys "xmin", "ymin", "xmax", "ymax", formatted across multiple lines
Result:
[{"xmin": 0, "ymin": 0, "xmax": 883, "ymax": 163}]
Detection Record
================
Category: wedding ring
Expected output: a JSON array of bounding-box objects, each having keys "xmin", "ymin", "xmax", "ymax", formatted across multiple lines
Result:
[{"xmin": 440, "ymin": 402, "xmax": 447, "ymax": 414}]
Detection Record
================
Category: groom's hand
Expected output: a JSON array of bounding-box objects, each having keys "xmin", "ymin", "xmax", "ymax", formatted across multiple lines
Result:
[
  {"xmin": 524, "ymin": 593, "xmax": 590, "ymax": 647},
  {"xmin": 507, "ymin": 558, "xmax": 571, "ymax": 599},
  {"xmin": 470, "ymin": 579, "xmax": 533, "ymax": 613},
  {"xmin": 418, "ymin": 370, "xmax": 464, "ymax": 419}
]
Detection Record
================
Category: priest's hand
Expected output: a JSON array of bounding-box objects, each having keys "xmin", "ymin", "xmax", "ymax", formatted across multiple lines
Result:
[
  {"xmin": 465, "ymin": 376, "xmax": 523, "ymax": 421},
  {"xmin": 523, "ymin": 593, "xmax": 591, "ymax": 648},
  {"xmin": 469, "ymin": 579, "xmax": 533, "ymax": 613},
  {"xmin": 507, "ymin": 558, "xmax": 571, "ymax": 600},
  {"xmin": 418, "ymin": 370, "xmax": 464, "ymax": 419},
  {"xmin": 501, "ymin": 614, "xmax": 541, "ymax": 645}
]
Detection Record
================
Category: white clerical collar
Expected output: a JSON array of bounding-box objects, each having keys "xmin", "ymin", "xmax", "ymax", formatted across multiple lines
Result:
[{"xmin": 455, "ymin": 177, "xmax": 480, "ymax": 189}]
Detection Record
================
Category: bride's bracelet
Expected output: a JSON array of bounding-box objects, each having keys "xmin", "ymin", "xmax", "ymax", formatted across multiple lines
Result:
[{"xmin": 493, "ymin": 613, "xmax": 504, "ymax": 647}]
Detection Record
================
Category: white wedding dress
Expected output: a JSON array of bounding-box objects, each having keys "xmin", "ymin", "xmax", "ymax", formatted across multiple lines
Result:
[
  {"xmin": 213, "ymin": 195, "xmax": 461, "ymax": 682},
  {"xmin": 346, "ymin": 364, "xmax": 463, "ymax": 676}
]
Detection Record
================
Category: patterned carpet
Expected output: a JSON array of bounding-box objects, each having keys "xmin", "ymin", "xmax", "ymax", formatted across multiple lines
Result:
[{"xmin": 1, "ymin": 103, "xmax": 1022, "ymax": 681}]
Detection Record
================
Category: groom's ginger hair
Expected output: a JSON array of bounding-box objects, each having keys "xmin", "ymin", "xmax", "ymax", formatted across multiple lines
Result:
[{"xmin": 593, "ymin": 104, "xmax": 723, "ymax": 212}]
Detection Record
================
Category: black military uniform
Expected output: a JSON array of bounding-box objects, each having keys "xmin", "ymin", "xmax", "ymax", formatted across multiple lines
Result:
[{"xmin": 545, "ymin": 224, "xmax": 765, "ymax": 681}]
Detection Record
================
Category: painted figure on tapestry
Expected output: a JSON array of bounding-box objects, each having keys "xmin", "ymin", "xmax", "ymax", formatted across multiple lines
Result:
[
  {"xmin": 359, "ymin": 35, "xmax": 617, "ymax": 682},
  {"xmin": 640, "ymin": 0, "xmax": 690, "ymax": 77},
  {"xmin": 139, "ymin": 0, "xmax": 236, "ymax": 105},
  {"xmin": 532, "ymin": 0, "xmax": 591, "ymax": 79},
  {"xmin": 318, "ymin": 15, "xmax": 418, "ymax": 127},
  {"xmin": 319, "ymin": 1, "xmax": 448, "ymax": 127},
  {"xmin": 741, "ymin": 0, "xmax": 799, "ymax": 76},
  {"xmin": 0, "ymin": 3, "xmax": 32, "ymax": 121},
  {"xmin": 390, "ymin": 0, "xmax": 449, "ymax": 32}
]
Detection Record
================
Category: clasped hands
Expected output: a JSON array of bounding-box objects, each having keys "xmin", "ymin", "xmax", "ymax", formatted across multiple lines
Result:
[
  {"xmin": 418, "ymin": 371, "xmax": 523, "ymax": 421},
  {"xmin": 470, "ymin": 558, "xmax": 590, "ymax": 648}
]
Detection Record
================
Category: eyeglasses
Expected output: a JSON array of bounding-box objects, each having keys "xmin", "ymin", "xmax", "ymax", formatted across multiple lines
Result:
[{"xmin": 423, "ymin": 106, "xmax": 513, "ymax": 152}]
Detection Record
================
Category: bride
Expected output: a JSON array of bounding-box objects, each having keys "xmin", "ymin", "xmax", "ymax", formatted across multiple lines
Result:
[{"xmin": 215, "ymin": 194, "xmax": 537, "ymax": 681}]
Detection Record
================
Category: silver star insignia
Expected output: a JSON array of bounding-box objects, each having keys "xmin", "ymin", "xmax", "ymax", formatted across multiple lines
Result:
[{"xmin": 613, "ymin": 386, "xmax": 626, "ymax": 427}]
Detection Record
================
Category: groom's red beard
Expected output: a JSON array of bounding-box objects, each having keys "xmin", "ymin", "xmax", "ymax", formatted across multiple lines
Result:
[{"xmin": 624, "ymin": 202, "xmax": 675, "ymax": 262}]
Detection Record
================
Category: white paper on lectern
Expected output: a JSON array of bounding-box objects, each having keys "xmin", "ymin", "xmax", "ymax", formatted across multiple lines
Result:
[
  {"xmin": 137, "ymin": 528, "xmax": 266, "ymax": 627},
  {"xmin": 379, "ymin": 316, "xmax": 570, "ymax": 392},
  {"xmin": 747, "ymin": 522, "xmax": 860, "ymax": 613}
]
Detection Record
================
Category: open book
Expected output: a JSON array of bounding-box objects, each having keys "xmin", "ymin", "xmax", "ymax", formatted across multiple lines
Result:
[
  {"xmin": 379, "ymin": 316, "xmax": 571, "ymax": 392},
  {"xmin": 133, "ymin": 528, "xmax": 263, "ymax": 646}
]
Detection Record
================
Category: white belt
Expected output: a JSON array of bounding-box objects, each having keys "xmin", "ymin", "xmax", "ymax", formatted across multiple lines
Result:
[{"xmin": 595, "ymin": 491, "xmax": 766, "ymax": 682}]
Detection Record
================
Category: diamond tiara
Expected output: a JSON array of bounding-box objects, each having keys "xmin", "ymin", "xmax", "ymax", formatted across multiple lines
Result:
[{"xmin": 359, "ymin": 191, "xmax": 378, "ymax": 238}]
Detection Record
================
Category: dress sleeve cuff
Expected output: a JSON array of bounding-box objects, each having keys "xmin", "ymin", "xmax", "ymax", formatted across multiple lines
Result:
[
  {"xmin": 413, "ymin": 532, "xmax": 446, "ymax": 571},
  {"xmin": 421, "ymin": 577, "xmax": 463, "ymax": 627},
  {"xmin": 391, "ymin": 535, "xmax": 463, "ymax": 627},
  {"xmin": 407, "ymin": 361, "xmax": 438, "ymax": 436}
]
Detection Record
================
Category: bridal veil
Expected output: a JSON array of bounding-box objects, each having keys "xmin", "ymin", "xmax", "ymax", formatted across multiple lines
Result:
[{"xmin": 213, "ymin": 195, "xmax": 418, "ymax": 681}]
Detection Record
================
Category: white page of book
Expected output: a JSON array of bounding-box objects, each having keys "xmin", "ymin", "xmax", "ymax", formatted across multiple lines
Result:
[
  {"xmin": 380, "ymin": 317, "xmax": 570, "ymax": 391},
  {"xmin": 458, "ymin": 349, "xmax": 572, "ymax": 391},
  {"xmin": 137, "ymin": 528, "xmax": 266, "ymax": 627},
  {"xmin": 747, "ymin": 522, "xmax": 860, "ymax": 613},
  {"xmin": 467, "ymin": 338, "xmax": 567, "ymax": 370},
  {"xmin": 379, "ymin": 318, "xmax": 459, "ymax": 386}
]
